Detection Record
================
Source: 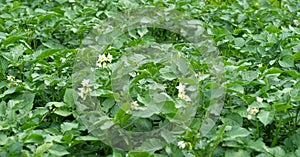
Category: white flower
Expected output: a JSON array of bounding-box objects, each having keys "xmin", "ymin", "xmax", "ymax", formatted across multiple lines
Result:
[
  {"xmin": 195, "ymin": 71, "xmax": 202, "ymax": 78},
  {"xmin": 182, "ymin": 94, "xmax": 192, "ymax": 102},
  {"xmin": 99, "ymin": 54, "xmax": 107, "ymax": 62},
  {"xmin": 176, "ymin": 83, "xmax": 185, "ymax": 93},
  {"xmin": 256, "ymin": 97, "xmax": 263, "ymax": 103},
  {"xmin": 60, "ymin": 58, "xmax": 66, "ymax": 63},
  {"xmin": 252, "ymin": 108, "xmax": 259, "ymax": 114},
  {"xmin": 130, "ymin": 101, "xmax": 146, "ymax": 111},
  {"xmin": 78, "ymin": 79, "xmax": 92, "ymax": 100},
  {"xmin": 7, "ymin": 75, "xmax": 15, "ymax": 81},
  {"xmin": 102, "ymin": 62, "xmax": 107, "ymax": 68},
  {"xmin": 106, "ymin": 53, "xmax": 113, "ymax": 63},
  {"xmin": 16, "ymin": 79, "xmax": 22, "ymax": 83},
  {"xmin": 247, "ymin": 114, "xmax": 252, "ymax": 120},
  {"xmin": 177, "ymin": 141, "xmax": 186, "ymax": 149},
  {"xmin": 257, "ymin": 64, "xmax": 263, "ymax": 68},
  {"xmin": 81, "ymin": 79, "xmax": 90, "ymax": 87},
  {"xmin": 96, "ymin": 61, "xmax": 101, "ymax": 68}
]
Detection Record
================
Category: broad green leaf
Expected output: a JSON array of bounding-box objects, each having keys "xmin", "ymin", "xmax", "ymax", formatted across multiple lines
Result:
[
  {"xmin": 221, "ymin": 113, "xmax": 243, "ymax": 126},
  {"xmin": 0, "ymin": 133, "xmax": 8, "ymax": 145},
  {"xmin": 101, "ymin": 98, "xmax": 115, "ymax": 113},
  {"xmin": 266, "ymin": 146, "xmax": 285, "ymax": 157},
  {"xmin": 54, "ymin": 109, "xmax": 72, "ymax": 117},
  {"xmin": 159, "ymin": 67, "xmax": 177, "ymax": 81},
  {"xmin": 248, "ymin": 139, "xmax": 268, "ymax": 152},
  {"xmin": 225, "ymin": 149, "xmax": 250, "ymax": 157},
  {"xmin": 48, "ymin": 144, "xmax": 69, "ymax": 156},
  {"xmin": 61, "ymin": 122, "xmax": 78, "ymax": 133},
  {"xmin": 279, "ymin": 55, "xmax": 294, "ymax": 68},
  {"xmin": 224, "ymin": 126, "xmax": 250, "ymax": 140},
  {"xmin": 46, "ymin": 102, "xmax": 67, "ymax": 108},
  {"xmin": 178, "ymin": 78, "xmax": 197, "ymax": 85},
  {"xmin": 293, "ymin": 52, "xmax": 300, "ymax": 61},
  {"xmin": 0, "ymin": 87, "xmax": 17, "ymax": 99},
  {"xmin": 75, "ymin": 136, "xmax": 99, "ymax": 141},
  {"xmin": 35, "ymin": 142, "xmax": 53, "ymax": 154},
  {"xmin": 63, "ymin": 89, "xmax": 75, "ymax": 108},
  {"xmin": 257, "ymin": 109, "xmax": 275, "ymax": 126},
  {"xmin": 227, "ymin": 83, "xmax": 244, "ymax": 94},
  {"xmin": 233, "ymin": 37, "xmax": 245, "ymax": 49},
  {"xmin": 134, "ymin": 118, "xmax": 152, "ymax": 131},
  {"xmin": 128, "ymin": 151, "xmax": 150, "ymax": 157}
]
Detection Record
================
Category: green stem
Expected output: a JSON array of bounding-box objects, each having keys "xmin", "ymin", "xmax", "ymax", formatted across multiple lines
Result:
[
  {"xmin": 256, "ymin": 118, "xmax": 260, "ymax": 139},
  {"xmin": 208, "ymin": 124, "xmax": 226, "ymax": 157},
  {"xmin": 271, "ymin": 115, "xmax": 282, "ymax": 147}
]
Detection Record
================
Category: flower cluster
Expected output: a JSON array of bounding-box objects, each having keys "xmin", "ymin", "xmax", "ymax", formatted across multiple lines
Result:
[
  {"xmin": 7, "ymin": 75, "xmax": 22, "ymax": 87},
  {"xmin": 247, "ymin": 97, "xmax": 263, "ymax": 119},
  {"xmin": 126, "ymin": 101, "xmax": 146, "ymax": 114},
  {"xmin": 247, "ymin": 106, "xmax": 259, "ymax": 120},
  {"xmin": 176, "ymin": 83, "xmax": 191, "ymax": 102},
  {"xmin": 78, "ymin": 79, "xmax": 92, "ymax": 100},
  {"xmin": 96, "ymin": 53, "xmax": 113, "ymax": 68}
]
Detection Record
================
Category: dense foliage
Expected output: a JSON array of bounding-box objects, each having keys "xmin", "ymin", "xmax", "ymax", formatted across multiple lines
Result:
[{"xmin": 0, "ymin": 0, "xmax": 299, "ymax": 156}]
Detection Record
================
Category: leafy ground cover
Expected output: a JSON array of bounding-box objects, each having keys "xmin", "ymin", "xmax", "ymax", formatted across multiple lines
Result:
[{"xmin": 0, "ymin": 0, "xmax": 300, "ymax": 156}]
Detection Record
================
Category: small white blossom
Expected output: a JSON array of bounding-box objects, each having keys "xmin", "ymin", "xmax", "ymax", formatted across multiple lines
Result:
[
  {"xmin": 106, "ymin": 53, "xmax": 113, "ymax": 63},
  {"xmin": 7, "ymin": 75, "xmax": 15, "ymax": 81},
  {"xmin": 96, "ymin": 60, "xmax": 102, "ymax": 68},
  {"xmin": 256, "ymin": 97, "xmax": 263, "ymax": 103},
  {"xmin": 130, "ymin": 101, "xmax": 146, "ymax": 111},
  {"xmin": 195, "ymin": 71, "xmax": 202, "ymax": 78},
  {"xmin": 102, "ymin": 62, "xmax": 107, "ymax": 68},
  {"xmin": 257, "ymin": 63, "xmax": 263, "ymax": 68},
  {"xmin": 176, "ymin": 83, "xmax": 185, "ymax": 93},
  {"xmin": 81, "ymin": 79, "xmax": 90, "ymax": 87},
  {"xmin": 78, "ymin": 79, "xmax": 92, "ymax": 100},
  {"xmin": 60, "ymin": 58, "xmax": 66, "ymax": 63},
  {"xmin": 247, "ymin": 106, "xmax": 259, "ymax": 120},
  {"xmin": 177, "ymin": 141, "xmax": 186, "ymax": 149},
  {"xmin": 182, "ymin": 94, "xmax": 192, "ymax": 102},
  {"xmin": 247, "ymin": 114, "xmax": 252, "ymax": 120},
  {"xmin": 99, "ymin": 54, "xmax": 107, "ymax": 62},
  {"xmin": 16, "ymin": 79, "xmax": 22, "ymax": 83}
]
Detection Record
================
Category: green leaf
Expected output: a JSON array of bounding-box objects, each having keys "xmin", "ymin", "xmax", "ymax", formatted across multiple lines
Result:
[
  {"xmin": 221, "ymin": 113, "xmax": 243, "ymax": 126},
  {"xmin": 0, "ymin": 133, "xmax": 8, "ymax": 145},
  {"xmin": 227, "ymin": 83, "xmax": 244, "ymax": 94},
  {"xmin": 266, "ymin": 67, "xmax": 283, "ymax": 74},
  {"xmin": 293, "ymin": 52, "xmax": 300, "ymax": 61},
  {"xmin": 225, "ymin": 149, "xmax": 250, "ymax": 157},
  {"xmin": 91, "ymin": 89, "xmax": 114, "ymax": 97},
  {"xmin": 75, "ymin": 136, "xmax": 99, "ymax": 141},
  {"xmin": 101, "ymin": 98, "xmax": 115, "ymax": 113},
  {"xmin": 24, "ymin": 134, "xmax": 44, "ymax": 144},
  {"xmin": 63, "ymin": 89, "xmax": 75, "ymax": 108},
  {"xmin": 159, "ymin": 67, "xmax": 177, "ymax": 81},
  {"xmin": 178, "ymin": 78, "xmax": 197, "ymax": 85},
  {"xmin": 248, "ymin": 139, "xmax": 268, "ymax": 152},
  {"xmin": 61, "ymin": 122, "xmax": 78, "ymax": 133},
  {"xmin": 46, "ymin": 102, "xmax": 67, "ymax": 108},
  {"xmin": 279, "ymin": 55, "xmax": 294, "ymax": 68},
  {"xmin": 134, "ymin": 118, "xmax": 152, "ymax": 131},
  {"xmin": 35, "ymin": 142, "xmax": 53, "ymax": 154},
  {"xmin": 233, "ymin": 37, "xmax": 245, "ymax": 49},
  {"xmin": 48, "ymin": 144, "xmax": 69, "ymax": 156},
  {"xmin": 257, "ymin": 109, "xmax": 275, "ymax": 126},
  {"xmin": 0, "ymin": 87, "xmax": 17, "ymax": 99},
  {"xmin": 224, "ymin": 126, "xmax": 250, "ymax": 140},
  {"xmin": 128, "ymin": 151, "xmax": 150, "ymax": 157},
  {"xmin": 273, "ymin": 103, "xmax": 293, "ymax": 112},
  {"xmin": 54, "ymin": 109, "xmax": 72, "ymax": 117}
]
